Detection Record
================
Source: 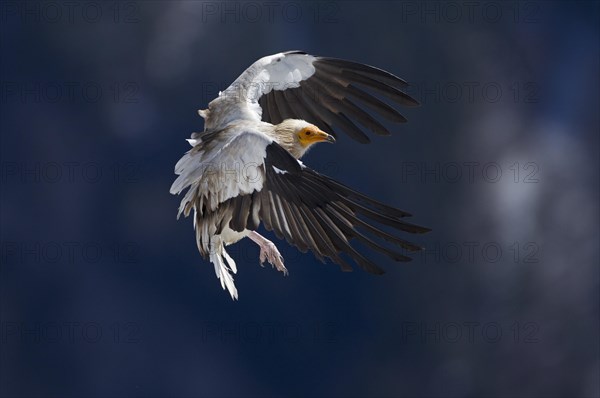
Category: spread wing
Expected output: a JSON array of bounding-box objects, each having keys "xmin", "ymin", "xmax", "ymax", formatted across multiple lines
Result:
[
  {"xmin": 252, "ymin": 143, "xmax": 429, "ymax": 273},
  {"xmin": 172, "ymin": 130, "xmax": 430, "ymax": 274},
  {"xmin": 205, "ymin": 51, "xmax": 418, "ymax": 143}
]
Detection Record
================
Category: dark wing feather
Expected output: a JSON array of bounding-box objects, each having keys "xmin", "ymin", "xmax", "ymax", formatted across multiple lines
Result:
[
  {"xmin": 259, "ymin": 55, "xmax": 419, "ymax": 143},
  {"xmin": 226, "ymin": 142, "xmax": 430, "ymax": 274}
]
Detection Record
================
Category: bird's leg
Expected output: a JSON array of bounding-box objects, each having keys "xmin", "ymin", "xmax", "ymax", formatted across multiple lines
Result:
[{"xmin": 248, "ymin": 231, "xmax": 288, "ymax": 276}]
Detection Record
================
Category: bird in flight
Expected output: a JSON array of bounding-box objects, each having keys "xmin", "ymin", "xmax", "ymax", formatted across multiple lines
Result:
[{"xmin": 170, "ymin": 51, "xmax": 430, "ymax": 299}]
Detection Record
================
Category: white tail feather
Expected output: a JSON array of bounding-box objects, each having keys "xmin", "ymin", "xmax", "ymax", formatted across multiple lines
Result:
[
  {"xmin": 222, "ymin": 249, "xmax": 238, "ymax": 274},
  {"xmin": 209, "ymin": 238, "xmax": 238, "ymax": 300}
]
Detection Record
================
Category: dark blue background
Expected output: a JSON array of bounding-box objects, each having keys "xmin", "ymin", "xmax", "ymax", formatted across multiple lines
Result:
[{"xmin": 1, "ymin": 1, "xmax": 598, "ymax": 397}]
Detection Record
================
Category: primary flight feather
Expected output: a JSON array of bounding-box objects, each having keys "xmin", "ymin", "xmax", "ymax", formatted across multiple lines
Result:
[{"xmin": 170, "ymin": 51, "xmax": 430, "ymax": 299}]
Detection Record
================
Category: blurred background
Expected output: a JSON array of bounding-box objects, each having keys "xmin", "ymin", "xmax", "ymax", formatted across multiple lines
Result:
[{"xmin": 1, "ymin": 1, "xmax": 598, "ymax": 397}]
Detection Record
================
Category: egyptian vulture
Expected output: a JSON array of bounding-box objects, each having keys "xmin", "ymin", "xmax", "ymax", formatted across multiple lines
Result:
[{"xmin": 170, "ymin": 51, "xmax": 430, "ymax": 299}]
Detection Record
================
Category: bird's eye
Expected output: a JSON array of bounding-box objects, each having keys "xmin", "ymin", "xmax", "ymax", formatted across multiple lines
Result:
[{"xmin": 305, "ymin": 131, "xmax": 312, "ymax": 136}]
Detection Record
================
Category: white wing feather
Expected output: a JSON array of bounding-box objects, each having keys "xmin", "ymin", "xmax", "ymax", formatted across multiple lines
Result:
[
  {"xmin": 204, "ymin": 52, "xmax": 317, "ymax": 131},
  {"xmin": 170, "ymin": 129, "xmax": 273, "ymax": 214}
]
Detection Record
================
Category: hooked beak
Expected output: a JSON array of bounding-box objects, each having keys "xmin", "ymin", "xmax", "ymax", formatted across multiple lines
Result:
[
  {"xmin": 316, "ymin": 130, "xmax": 335, "ymax": 144},
  {"xmin": 300, "ymin": 127, "xmax": 337, "ymax": 147}
]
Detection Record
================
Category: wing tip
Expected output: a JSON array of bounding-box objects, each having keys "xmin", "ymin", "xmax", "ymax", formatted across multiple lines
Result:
[
  {"xmin": 414, "ymin": 226, "xmax": 432, "ymax": 234},
  {"xmin": 404, "ymin": 97, "xmax": 420, "ymax": 107}
]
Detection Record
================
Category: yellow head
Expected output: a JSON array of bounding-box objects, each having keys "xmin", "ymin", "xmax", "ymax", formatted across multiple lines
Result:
[
  {"xmin": 272, "ymin": 119, "xmax": 336, "ymax": 159},
  {"xmin": 297, "ymin": 125, "xmax": 336, "ymax": 147}
]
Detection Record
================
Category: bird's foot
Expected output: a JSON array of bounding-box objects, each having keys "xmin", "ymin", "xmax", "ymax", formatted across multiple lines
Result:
[
  {"xmin": 249, "ymin": 231, "xmax": 288, "ymax": 276},
  {"xmin": 258, "ymin": 240, "xmax": 288, "ymax": 275}
]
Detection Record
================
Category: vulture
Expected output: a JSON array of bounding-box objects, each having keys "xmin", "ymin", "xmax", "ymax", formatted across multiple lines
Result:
[{"xmin": 170, "ymin": 51, "xmax": 430, "ymax": 299}]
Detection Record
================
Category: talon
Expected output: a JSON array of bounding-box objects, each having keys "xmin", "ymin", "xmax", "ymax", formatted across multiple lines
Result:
[
  {"xmin": 249, "ymin": 231, "xmax": 288, "ymax": 276},
  {"xmin": 259, "ymin": 251, "xmax": 267, "ymax": 265}
]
